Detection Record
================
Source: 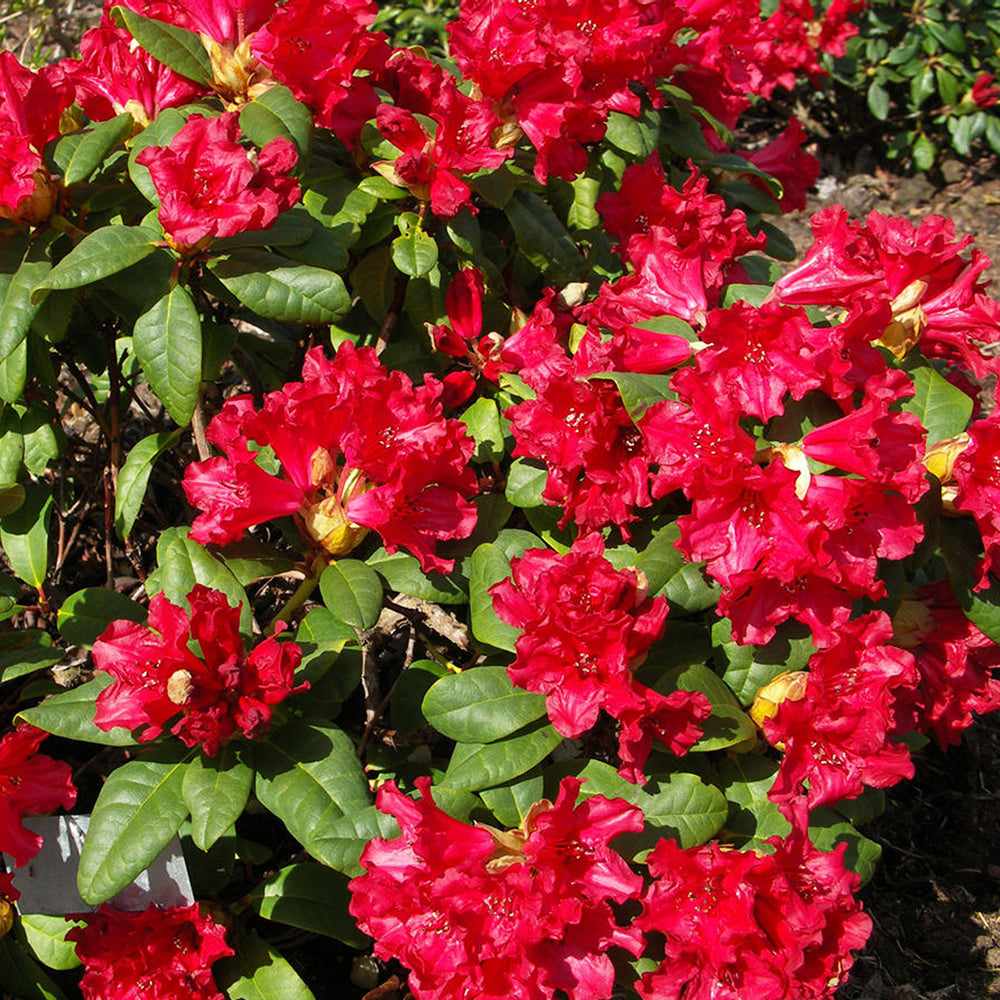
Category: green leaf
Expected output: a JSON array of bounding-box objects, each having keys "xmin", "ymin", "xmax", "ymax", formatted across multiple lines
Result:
[
  {"xmin": 661, "ymin": 561, "xmax": 721, "ymax": 612},
  {"xmin": 604, "ymin": 109, "xmax": 659, "ymax": 158},
  {"xmin": 0, "ymin": 934, "xmax": 67, "ymax": 1000},
  {"xmin": 239, "ymin": 85, "xmax": 313, "ymax": 156},
  {"xmin": 128, "ymin": 108, "xmax": 188, "ymax": 204},
  {"xmin": 115, "ymin": 429, "xmax": 183, "ymax": 539},
  {"xmin": 211, "ymin": 250, "xmax": 351, "ymax": 324},
  {"xmin": 902, "ymin": 364, "xmax": 973, "ymax": 445},
  {"xmin": 111, "ymin": 5, "xmax": 212, "ymax": 83},
  {"xmin": 216, "ymin": 933, "xmax": 316, "ymax": 1000},
  {"xmin": 654, "ymin": 663, "xmax": 756, "ymax": 752},
  {"xmin": 20, "ymin": 915, "xmax": 83, "ymax": 971},
  {"xmin": 305, "ymin": 804, "xmax": 398, "ymax": 876},
  {"xmin": 809, "ymin": 808, "xmax": 882, "ymax": 884},
  {"xmin": 589, "ymin": 371, "xmax": 675, "ymax": 421},
  {"xmin": 366, "ymin": 548, "xmax": 469, "ymax": 605},
  {"xmin": 479, "ymin": 770, "xmax": 545, "ymax": 827},
  {"xmin": 0, "ymin": 484, "xmax": 51, "ymax": 588},
  {"xmin": 504, "ymin": 457, "xmax": 547, "ymax": 508},
  {"xmin": 912, "ymin": 133, "xmax": 937, "ymax": 171},
  {"xmin": 391, "ymin": 658, "xmax": 448, "ymax": 736},
  {"xmin": 0, "ymin": 258, "xmax": 51, "ymax": 400},
  {"xmin": 423, "ymin": 664, "xmax": 546, "ymax": 743},
  {"xmin": 0, "ymin": 629, "xmax": 61, "ymax": 683},
  {"xmin": 631, "ymin": 523, "xmax": 685, "ymax": 595},
  {"xmin": 392, "ymin": 225, "xmax": 439, "ymax": 277},
  {"xmin": 64, "ymin": 114, "xmax": 133, "ymax": 185},
  {"xmin": 319, "ymin": 559, "xmax": 383, "ymax": 629},
  {"xmin": 294, "ymin": 607, "xmax": 357, "ymax": 687},
  {"xmin": 713, "ymin": 618, "xmax": 816, "ymax": 706},
  {"xmin": 133, "ymin": 285, "xmax": 203, "ymax": 426},
  {"xmin": 941, "ymin": 517, "xmax": 1000, "ymax": 644},
  {"xmin": 460, "ymin": 397, "xmax": 506, "ymax": 463},
  {"xmin": 145, "ymin": 526, "xmax": 252, "ymax": 634},
  {"xmin": 57, "ymin": 587, "xmax": 146, "ymax": 647},
  {"xmin": 0, "ymin": 336, "xmax": 26, "ymax": 404},
  {"xmin": 468, "ymin": 543, "xmax": 519, "ymax": 651},
  {"xmin": 17, "ymin": 675, "xmax": 137, "ymax": 745},
  {"xmin": 251, "ymin": 862, "xmax": 369, "ymax": 948},
  {"xmin": 506, "ymin": 189, "xmax": 586, "ymax": 285},
  {"xmin": 33, "ymin": 227, "xmax": 159, "ymax": 299},
  {"xmin": 867, "ymin": 80, "xmax": 891, "ymax": 120},
  {"xmin": 77, "ymin": 751, "xmax": 192, "ymax": 903},
  {"xmin": 253, "ymin": 720, "xmax": 371, "ymax": 864},
  {"xmin": 444, "ymin": 720, "xmax": 563, "ymax": 791},
  {"xmin": 634, "ymin": 314, "xmax": 699, "ymax": 342},
  {"xmin": 182, "ymin": 745, "xmax": 254, "ymax": 851},
  {"xmin": 717, "ymin": 754, "xmax": 791, "ymax": 842}
]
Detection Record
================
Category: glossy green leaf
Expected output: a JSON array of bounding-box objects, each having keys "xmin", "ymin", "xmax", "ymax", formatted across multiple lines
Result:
[
  {"xmin": 133, "ymin": 285, "xmax": 203, "ymax": 426},
  {"xmin": 468, "ymin": 542, "xmax": 519, "ymax": 651},
  {"xmin": 0, "ymin": 484, "xmax": 51, "ymax": 587},
  {"xmin": 294, "ymin": 607, "xmax": 357, "ymax": 687},
  {"xmin": 0, "ymin": 628, "xmax": 61, "ymax": 683},
  {"xmin": 714, "ymin": 618, "xmax": 816, "ymax": 706},
  {"xmin": 366, "ymin": 548, "xmax": 469, "ymax": 605},
  {"xmin": 20, "ymin": 915, "xmax": 83, "ymax": 971},
  {"xmin": 444, "ymin": 720, "xmax": 563, "ymax": 791},
  {"xmin": 392, "ymin": 225, "xmax": 439, "ymax": 277},
  {"xmin": 717, "ymin": 754, "xmax": 791, "ymax": 842},
  {"xmin": 423, "ymin": 664, "xmax": 546, "ymax": 743},
  {"xmin": 111, "ymin": 5, "xmax": 212, "ymax": 83},
  {"xmin": 589, "ymin": 371, "xmax": 675, "ymax": 422},
  {"xmin": 32, "ymin": 226, "xmax": 159, "ymax": 299},
  {"xmin": 115, "ymin": 429, "xmax": 183, "ymax": 539},
  {"xmin": 0, "ymin": 259, "xmax": 51, "ymax": 401},
  {"xmin": 253, "ymin": 720, "xmax": 371, "ymax": 864},
  {"xmin": 216, "ymin": 933, "xmax": 316, "ymax": 1000},
  {"xmin": 57, "ymin": 587, "xmax": 146, "ymax": 648},
  {"xmin": 145, "ymin": 527, "xmax": 252, "ymax": 634},
  {"xmin": 182, "ymin": 745, "xmax": 254, "ymax": 851},
  {"xmin": 903, "ymin": 364, "xmax": 973, "ymax": 445},
  {"xmin": 632, "ymin": 523, "xmax": 686, "ymax": 595},
  {"xmin": 479, "ymin": 770, "xmax": 545, "ymax": 827},
  {"xmin": 809, "ymin": 808, "xmax": 882, "ymax": 884},
  {"xmin": 17, "ymin": 676, "xmax": 137, "ymax": 745},
  {"xmin": 506, "ymin": 189, "xmax": 586, "ymax": 285},
  {"xmin": 867, "ymin": 80, "xmax": 891, "ymax": 120},
  {"xmin": 319, "ymin": 559, "xmax": 383, "ymax": 629},
  {"xmin": 661, "ymin": 560, "xmax": 721, "ymax": 611},
  {"xmin": 77, "ymin": 751, "xmax": 192, "ymax": 903},
  {"xmin": 215, "ymin": 540, "xmax": 296, "ymax": 586},
  {"xmin": 391, "ymin": 658, "xmax": 448, "ymax": 736},
  {"xmin": 460, "ymin": 397, "xmax": 506, "ymax": 464},
  {"xmin": 211, "ymin": 250, "xmax": 350, "ymax": 324},
  {"xmin": 20, "ymin": 405, "xmax": 61, "ymax": 476},
  {"xmin": 239, "ymin": 85, "xmax": 313, "ymax": 156},
  {"xmin": 504, "ymin": 457, "xmax": 547, "ymax": 508},
  {"xmin": 251, "ymin": 862, "xmax": 369, "ymax": 948},
  {"xmin": 64, "ymin": 114, "xmax": 133, "ymax": 185}
]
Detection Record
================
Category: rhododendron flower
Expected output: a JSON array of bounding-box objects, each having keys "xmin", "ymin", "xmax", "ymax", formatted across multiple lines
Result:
[
  {"xmin": 952, "ymin": 409, "xmax": 1000, "ymax": 589},
  {"xmin": 183, "ymin": 342, "xmax": 478, "ymax": 574},
  {"xmin": 66, "ymin": 903, "xmax": 233, "ymax": 1000},
  {"xmin": 636, "ymin": 829, "xmax": 872, "ymax": 1000},
  {"xmin": 135, "ymin": 112, "xmax": 299, "ymax": 249},
  {"xmin": 349, "ymin": 776, "xmax": 644, "ymax": 1000},
  {"xmin": 491, "ymin": 535, "xmax": 710, "ymax": 781},
  {"xmin": 430, "ymin": 268, "xmax": 510, "ymax": 382},
  {"xmin": 0, "ymin": 725, "xmax": 77, "ymax": 867},
  {"xmin": 91, "ymin": 585, "xmax": 303, "ymax": 756},
  {"xmin": 742, "ymin": 118, "xmax": 820, "ymax": 212},
  {"xmin": 890, "ymin": 580, "xmax": 1000, "ymax": 748},
  {"xmin": 970, "ymin": 73, "xmax": 1000, "ymax": 109},
  {"xmin": 764, "ymin": 613, "xmax": 918, "ymax": 815}
]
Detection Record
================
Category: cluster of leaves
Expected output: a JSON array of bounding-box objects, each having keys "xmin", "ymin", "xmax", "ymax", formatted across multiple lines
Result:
[
  {"xmin": 819, "ymin": 0, "xmax": 1000, "ymax": 169},
  {"xmin": 0, "ymin": 1, "xmax": 997, "ymax": 999}
]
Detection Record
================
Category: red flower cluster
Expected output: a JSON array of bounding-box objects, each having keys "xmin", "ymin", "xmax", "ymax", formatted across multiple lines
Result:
[
  {"xmin": 91, "ymin": 585, "xmax": 302, "ymax": 756},
  {"xmin": 763, "ymin": 613, "xmax": 918, "ymax": 815},
  {"xmin": 66, "ymin": 903, "xmax": 233, "ymax": 1000},
  {"xmin": 491, "ymin": 536, "xmax": 710, "ymax": 782},
  {"xmin": 136, "ymin": 111, "xmax": 300, "ymax": 249},
  {"xmin": 635, "ymin": 830, "xmax": 872, "ymax": 1000},
  {"xmin": 0, "ymin": 725, "xmax": 77, "ymax": 867},
  {"xmin": 183, "ymin": 342, "xmax": 479, "ymax": 573},
  {"xmin": 349, "ymin": 776, "xmax": 644, "ymax": 1000},
  {"xmin": 953, "ymin": 408, "xmax": 1000, "ymax": 589}
]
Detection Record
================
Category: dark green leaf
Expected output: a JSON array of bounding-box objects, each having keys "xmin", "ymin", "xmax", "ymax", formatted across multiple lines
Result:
[
  {"xmin": 304, "ymin": 805, "xmax": 397, "ymax": 877},
  {"xmin": 504, "ymin": 457, "xmax": 547, "ymax": 508},
  {"xmin": 661, "ymin": 561, "xmax": 721, "ymax": 611},
  {"xmin": 809, "ymin": 808, "xmax": 882, "ymax": 884},
  {"xmin": 423, "ymin": 664, "xmax": 546, "ymax": 743},
  {"xmin": 33, "ymin": 227, "xmax": 158, "ymax": 299},
  {"xmin": 506, "ymin": 189, "xmax": 586, "ymax": 285},
  {"xmin": 391, "ymin": 225, "xmax": 439, "ymax": 277},
  {"xmin": 0, "ymin": 934, "xmax": 67, "ymax": 1000},
  {"xmin": 64, "ymin": 114, "xmax": 133, "ymax": 185},
  {"xmin": 867, "ymin": 80, "xmax": 891, "ymax": 120},
  {"xmin": 468, "ymin": 543, "xmax": 519, "ymax": 651},
  {"xmin": 57, "ymin": 587, "xmax": 146, "ymax": 647},
  {"xmin": 133, "ymin": 285, "xmax": 203, "ymax": 426},
  {"xmin": 182, "ymin": 745, "xmax": 253, "ymax": 851},
  {"xmin": 717, "ymin": 754, "xmax": 791, "ymax": 842},
  {"xmin": 111, "ymin": 5, "xmax": 213, "ymax": 83},
  {"xmin": 0, "ymin": 484, "xmax": 51, "ymax": 587},
  {"xmin": 211, "ymin": 250, "xmax": 351, "ymax": 323},
  {"xmin": 366, "ymin": 548, "xmax": 469, "ymax": 605},
  {"xmin": 941, "ymin": 517, "xmax": 1000, "ymax": 643},
  {"xmin": 216, "ymin": 933, "xmax": 316, "ymax": 1000},
  {"xmin": 444, "ymin": 720, "xmax": 563, "ymax": 791},
  {"xmin": 294, "ymin": 607, "xmax": 357, "ymax": 689},
  {"xmin": 912, "ymin": 133, "xmax": 937, "ymax": 171},
  {"xmin": 479, "ymin": 770, "xmax": 545, "ymax": 827},
  {"xmin": 654, "ymin": 663, "xmax": 756, "ymax": 751},
  {"xmin": 0, "ymin": 259, "xmax": 51, "ymax": 400},
  {"xmin": 77, "ymin": 751, "xmax": 192, "ymax": 903},
  {"xmin": 115, "ymin": 429, "xmax": 183, "ymax": 539},
  {"xmin": 216, "ymin": 540, "xmax": 297, "ymax": 586},
  {"xmin": 0, "ymin": 628, "xmax": 61, "ymax": 683},
  {"xmin": 251, "ymin": 862, "xmax": 369, "ymax": 948},
  {"xmin": 319, "ymin": 559, "xmax": 383, "ymax": 629},
  {"xmin": 239, "ymin": 86, "xmax": 313, "ymax": 156},
  {"xmin": 391, "ymin": 659, "xmax": 448, "ymax": 736}
]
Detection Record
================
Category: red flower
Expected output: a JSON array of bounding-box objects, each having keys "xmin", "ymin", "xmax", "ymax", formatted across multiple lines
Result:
[
  {"xmin": 970, "ymin": 73, "xmax": 1000, "ymax": 109},
  {"xmin": 491, "ymin": 535, "xmax": 710, "ymax": 781},
  {"xmin": 349, "ymin": 776, "xmax": 644, "ymax": 1000},
  {"xmin": 953, "ymin": 409, "xmax": 1000, "ymax": 589},
  {"xmin": 0, "ymin": 725, "xmax": 77, "ymax": 867},
  {"xmin": 66, "ymin": 903, "xmax": 233, "ymax": 1000},
  {"xmin": 183, "ymin": 343, "xmax": 478, "ymax": 574},
  {"xmin": 636, "ymin": 829, "xmax": 871, "ymax": 1000},
  {"xmin": 135, "ymin": 111, "xmax": 299, "ymax": 249},
  {"xmin": 743, "ymin": 118, "xmax": 820, "ymax": 212},
  {"xmin": 91, "ymin": 585, "xmax": 303, "ymax": 756}
]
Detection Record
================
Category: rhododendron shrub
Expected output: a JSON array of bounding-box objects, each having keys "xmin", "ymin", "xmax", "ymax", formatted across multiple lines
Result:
[{"xmin": 0, "ymin": 0, "xmax": 998, "ymax": 998}]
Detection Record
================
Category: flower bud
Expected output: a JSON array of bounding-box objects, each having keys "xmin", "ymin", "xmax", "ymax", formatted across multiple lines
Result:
[{"xmin": 750, "ymin": 670, "xmax": 809, "ymax": 732}]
